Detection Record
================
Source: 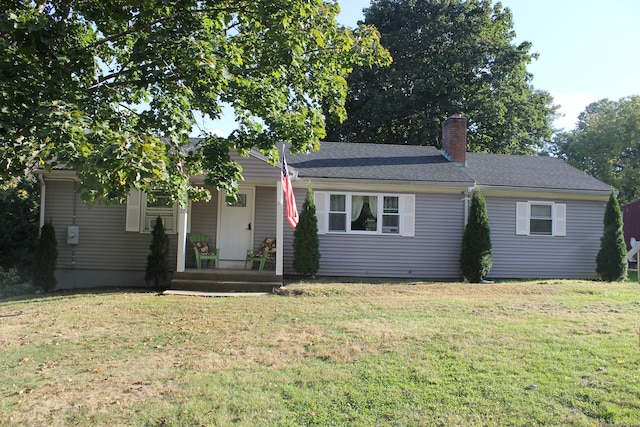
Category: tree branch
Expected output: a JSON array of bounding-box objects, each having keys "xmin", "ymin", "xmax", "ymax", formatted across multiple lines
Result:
[{"xmin": 83, "ymin": 6, "xmax": 253, "ymax": 51}]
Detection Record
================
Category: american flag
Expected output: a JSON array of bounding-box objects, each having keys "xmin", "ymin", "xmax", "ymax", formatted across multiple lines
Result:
[{"xmin": 281, "ymin": 152, "xmax": 299, "ymax": 228}]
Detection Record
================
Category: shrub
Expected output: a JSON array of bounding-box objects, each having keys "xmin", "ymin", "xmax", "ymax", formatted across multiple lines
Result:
[
  {"xmin": 145, "ymin": 216, "xmax": 170, "ymax": 289},
  {"xmin": 460, "ymin": 188, "xmax": 492, "ymax": 283},
  {"xmin": 0, "ymin": 267, "xmax": 34, "ymax": 298},
  {"xmin": 293, "ymin": 185, "xmax": 320, "ymax": 277},
  {"xmin": 0, "ymin": 267, "xmax": 20, "ymax": 287},
  {"xmin": 596, "ymin": 190, "xmax": 627, "ymax": 281},
  {"xmin": 32, "ymin": 221, "xmax": 58, "ymax": 292}
]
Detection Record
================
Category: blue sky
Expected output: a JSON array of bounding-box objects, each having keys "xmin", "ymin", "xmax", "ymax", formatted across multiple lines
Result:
[{"xmin": 338, "ymin": 0, "xmax": 640, "ymax": 130}]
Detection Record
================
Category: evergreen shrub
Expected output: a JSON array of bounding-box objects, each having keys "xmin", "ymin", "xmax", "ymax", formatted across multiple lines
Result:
[
  {"xmin": 293, "ymin": 185, "xmax": 320, "ymax": 277},
  {"xmin": 596, "ymin": 190, "xmax": 627, "ymax": 281},
  {"xmin": 460, "ymin": 189, "xmax": 492, "ymax": 283},
  {"xmin": 145, "ymin": 216, "xmax": 170, "ymax": 289},
  {"xmin": 32, "ymin": 221, "xmax": 58, "ymax": 292}
]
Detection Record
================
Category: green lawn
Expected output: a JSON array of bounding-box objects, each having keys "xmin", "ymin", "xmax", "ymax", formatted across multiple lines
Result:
[{"xmin": 1, "ymin": 280, "xmax": 639, "ymax": 426}]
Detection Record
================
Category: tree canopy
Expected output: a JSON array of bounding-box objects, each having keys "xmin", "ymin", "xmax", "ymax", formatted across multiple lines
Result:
[
  {"xmin": 1, "ymin": 0, "xmax": 390, "ymax": 203},
  {"xmin": 0, "ymin": 178, "xmax": 39, "ymax": 276},
  {"xmin": 554, "ymin": 96, "xmax": 640, "ymax": 204},
  {"xmin": 325, "ymin": 0, "xmax": 556, "ymax": 154}
]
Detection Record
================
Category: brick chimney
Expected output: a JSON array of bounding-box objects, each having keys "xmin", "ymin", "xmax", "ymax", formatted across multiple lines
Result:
[{"xmin": 441, "ymin": 114, "xmax": 467, "ymax": 165}]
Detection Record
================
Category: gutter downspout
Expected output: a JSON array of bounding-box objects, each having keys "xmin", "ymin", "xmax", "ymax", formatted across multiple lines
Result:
[
  {"xmin": 176, "ymin": 198, "xmax": 189, "ymax": 273},
  {"xmin": 275, "ymin": 144, "xmax": 287, "ymax": 278},
  {"xmin": 463, "ymin": 186, "xmax": 474, "ymax": 227},
  {"xmin": 38, "ymin": 173, "xmax": 46, "ymax": 229}
]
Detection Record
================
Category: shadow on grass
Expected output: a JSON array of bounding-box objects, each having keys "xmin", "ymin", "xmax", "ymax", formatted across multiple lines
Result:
[{"xmin": 0, "ymin": 285, "xmax": 161, "ymax": 304}]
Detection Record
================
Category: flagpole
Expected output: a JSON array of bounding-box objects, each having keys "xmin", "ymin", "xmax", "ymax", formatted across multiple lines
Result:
[
  {"xmin": 275, "ymin": 144, "xmax": 285, "ymax": 276},
  {"xmin": 276, "ymin": 177, "xmax": 283, "ymax": 277}
]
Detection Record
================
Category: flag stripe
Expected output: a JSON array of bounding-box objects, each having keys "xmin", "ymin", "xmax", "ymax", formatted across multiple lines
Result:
[{"xmin": 282, "ymin": 153, "xmax": 299, "ymax": 228}]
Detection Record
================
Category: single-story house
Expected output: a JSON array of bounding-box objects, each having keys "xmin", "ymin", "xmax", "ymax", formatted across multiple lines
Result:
[{"xmin": 37, "ymin": 116, "xmax": 612, "ymax": 289}]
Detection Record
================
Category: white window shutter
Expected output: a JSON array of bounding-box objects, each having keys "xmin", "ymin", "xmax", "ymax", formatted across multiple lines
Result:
[
  {"xmin": 314, "ymin": 191, "xmax": 327, "ymax": 235},
  {"xmin": 125, "ymin": 189, "xmax": 143, "ymax": 232},
  {"xmin": 554, "ymin": 203, "xmax": 566, "ymax": 236},
  {"xmin": 516, "ymin": 202, "xmax": 529, "ymax": 235},
  {"xmin": 401, "ymin": 194, "xmax": 415, "ymax": 237}
]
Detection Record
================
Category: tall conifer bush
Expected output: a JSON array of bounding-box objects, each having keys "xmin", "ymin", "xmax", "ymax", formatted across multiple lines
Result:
[
  {"xmin": 460, "ymin": 189, "xmax": 492, "ymax": 283},
  {"xmin": 32, "ymin": 220, "xmax": 58, "ymax": 292},
  {"xmin": 293, "ymin": 185, "xmax": 320, "ymax": 277},
  {"xmin": 596, "ymin": 190, "xmax": 627, "ymax": 281},
  {"xmin": 145, "ymin": 216, "xmax": 170, "ymax": 289}
]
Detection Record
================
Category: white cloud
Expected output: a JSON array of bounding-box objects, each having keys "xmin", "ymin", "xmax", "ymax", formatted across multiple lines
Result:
[
  {"xmin": 206, "ymin": 127, "xmax": 228, "ymax": 138},
  {"xmin": 551, "ymin": 91, "xmax": 599, "ymax": 131}
]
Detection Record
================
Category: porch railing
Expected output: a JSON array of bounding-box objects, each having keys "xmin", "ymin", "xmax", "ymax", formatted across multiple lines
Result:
[{"xmin": 628, "ymin": 238, "xmax": 639, "ymax": 283}]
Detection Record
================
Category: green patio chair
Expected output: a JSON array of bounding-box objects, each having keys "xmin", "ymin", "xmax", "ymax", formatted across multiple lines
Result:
[
  {"xmin": 245, "ymin": 238, "xmax": 276, "ymax": 271},
  {"xmin": 189, "ymin": 234, "xmax": 220, "ymax": 269}
]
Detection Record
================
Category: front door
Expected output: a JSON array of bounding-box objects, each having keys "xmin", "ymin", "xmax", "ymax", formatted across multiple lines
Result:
[{"xmin": 218, "ymin": 188, "xmax": 254, "ymax": 268}]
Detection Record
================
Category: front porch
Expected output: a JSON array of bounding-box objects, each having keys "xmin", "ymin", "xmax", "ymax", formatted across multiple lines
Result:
[
  {"xmin": 169, "ymin": 268, "xmax": 283, "ymax": 293},
  {"xmin": 175, "ymin": 181, "xmax": 287, "ymax": 282}
]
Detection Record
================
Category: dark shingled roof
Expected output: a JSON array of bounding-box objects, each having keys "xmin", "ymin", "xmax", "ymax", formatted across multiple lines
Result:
[
  {"xmin": 287, "ymin": 142, "xmax": 473, "ymax": 185},
  {"xmin": 464, "ymin": 153, "xmax": 611, "ymax": 191},
  {"xmin": 287, "ymin": 142, "xmax": 611, "ymax": 192}
]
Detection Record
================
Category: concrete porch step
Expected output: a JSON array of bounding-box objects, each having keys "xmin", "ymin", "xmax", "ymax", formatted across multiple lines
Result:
[
  {"xmin": 173, "ymin": 269, "xmax": 278, "ymax": 281},
  {"xmin": 169, "ymin": 268, "xmax": 283, "ymax": 293}
]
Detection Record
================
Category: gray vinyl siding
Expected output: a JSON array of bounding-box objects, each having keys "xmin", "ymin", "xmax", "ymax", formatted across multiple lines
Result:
[
  {"xmin": 285, "ymin": 192, "xmax": 465, "ymax": 279},
  {"xmin": 253, "ymin": 186, "xmax": 278, "ymax": 249},
  {"xmin": 485, "ymin": 196, "xmax": 605, "ymax": 279},
  {"xmin": 231, "ymin": 151, "xmax": 280, "ymax": 183},
  {"xmin": 44, "ymin": 180, "xmax": 177, "ymax": 288}
]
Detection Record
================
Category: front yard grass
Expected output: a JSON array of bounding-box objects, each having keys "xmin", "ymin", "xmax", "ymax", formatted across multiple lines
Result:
[{"xmin": 1, "ymin": 280, "xmax": 639, "ymax": 426}]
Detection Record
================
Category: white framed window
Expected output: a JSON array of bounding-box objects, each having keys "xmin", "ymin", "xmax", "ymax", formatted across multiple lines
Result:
[
  {"xmin": 516, "ymin": 201, "xmax": 566, "ymax": 237},
  {"xmin": 126, "ymin": 189, "xmax": 178, "ymax": 233},
  {"xmin": 315, "ymin": 192, "xmax": 415, "ymax": 236},
  {"xmin": 329, "ymin": 194, "xmax": 347, "ymax": 232},
  {"xmin": 382, "ymin": 196, "xmax": 400, "ymax": 233}
]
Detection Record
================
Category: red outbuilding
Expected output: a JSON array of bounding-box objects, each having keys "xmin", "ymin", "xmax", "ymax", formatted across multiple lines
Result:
[{"xmin": 622, "ymin": 199, "xmax": 640, "ymax": 250}]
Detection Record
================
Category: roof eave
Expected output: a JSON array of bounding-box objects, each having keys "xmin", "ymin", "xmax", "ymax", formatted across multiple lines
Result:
[
  {"xmin": 35, "ymin": 168, "xmax": 78, "ymax": 180},
  {"xmin": 293, "ymin": 176, "xmax": 473, "ymax": 193},
  {"xmin": 476, "ymin": 185, "xmax": 612, "ymax": 201}
]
